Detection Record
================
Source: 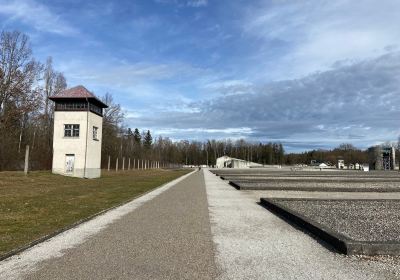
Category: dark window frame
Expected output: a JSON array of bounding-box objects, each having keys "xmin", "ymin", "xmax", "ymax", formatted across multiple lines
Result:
[
  {"xmin": 64, "ymin": 124, "xmax": 80, "ymax": 137},
  {"xmin": 93, "ymin": 126, "xmax": 99, "ymax": 140},
  {"xmin": 54, "ymin": 100, "xmax": 103, "ymax": 116}
]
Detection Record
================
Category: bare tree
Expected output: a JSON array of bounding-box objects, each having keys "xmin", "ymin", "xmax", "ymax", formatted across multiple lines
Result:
[
  {"xmin": 102, "ymin": 92, "xmax": 124, "ymax": 126},
  {"xmin": 0, "ymin": 31, "xmax": 40, "ymax": 125},
  {"xmin": 0, "ymin": 31, "xmax": 43, "ymax": 169}
]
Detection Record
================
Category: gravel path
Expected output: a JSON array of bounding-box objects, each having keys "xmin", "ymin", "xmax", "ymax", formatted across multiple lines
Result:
[
  {"xmin": 0, "ymin": 170, "xmax": 218, "ymax": 280},
  {"xmin": 204, "ymin": 170, "xmax": 400, "ymax": 280}
]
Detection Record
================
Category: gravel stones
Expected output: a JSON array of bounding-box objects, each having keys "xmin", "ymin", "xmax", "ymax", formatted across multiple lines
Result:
[
  {"xmin": 212, "ymin": 169, "xmax": 400, "ymax": 192},
  {"xmin": 261, "ymin": 198, "xmax": 400, "ymax": 255},
  {"xmin": 269, "ymin": 199, "xmax": 400, "ymax": 242}
]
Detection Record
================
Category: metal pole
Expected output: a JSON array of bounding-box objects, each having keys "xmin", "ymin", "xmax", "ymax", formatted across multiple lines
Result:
[
  {"xmin": 122, "ymin": 157, "xmax": 125, "ymax": 171},
  {"xmin": 107, "ymin": 155, "xmax": 110, "ymax": 171},
  {"xmin": 116, "ymin": 158, "xmax": 119, "ymax": 172},
  {"xmin": 206, "ymin": 147, "xmax": 208, "ymax": 168}
]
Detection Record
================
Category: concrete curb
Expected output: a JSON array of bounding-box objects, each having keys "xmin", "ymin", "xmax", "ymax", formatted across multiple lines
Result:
[
  {"xmin": 223, "ymin": 177, "xmax": 400, "ymax": 182},
  {"xmin": 259, "ymin": 198, "xmax": 400, "ymax": 256},
  {"xmin": 0, "ymin": 170, "xmax": 196, "ymax": 262},
  {"xmin": 229, "ymin": 180, "xmax": 400, "ymax": 192}
]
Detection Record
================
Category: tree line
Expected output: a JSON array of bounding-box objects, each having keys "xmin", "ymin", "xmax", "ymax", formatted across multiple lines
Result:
[
  {"xmin": 0, "ymin": 29, "xmax": 287, "ymax": 171},
  {"xmin": 285, "ymin": 143, "xmax": 400, "ymax": 166},
  {"xmin": 0, "ymin": 30, "xmax": 66, "ymax": 170},
  {"xmin": 101, "ymin": 90, "xmax": 287, "ymax": 167},
  {"xmin": 285, "ymin": 143, "xmax": 369, "ymax": 166},
  {"xmin": 3, "ymin": 29, "xmax": 393, "ymax": 171},
  {"xmin": 101, "ymin": 128, "xmax": 287, "ymax": 168}
]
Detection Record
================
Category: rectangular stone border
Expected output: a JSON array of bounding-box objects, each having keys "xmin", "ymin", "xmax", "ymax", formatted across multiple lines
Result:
[
  {"xmin": 224, "ymin": 177, "xmax": 400, "ymax": 183},
  {"xmin": 229, "ymin": 180, "xmax": 400, "ymax": 192},
  {"xmin": 259, "ymin": 198, "xmax": 400, "ymax": 256}
]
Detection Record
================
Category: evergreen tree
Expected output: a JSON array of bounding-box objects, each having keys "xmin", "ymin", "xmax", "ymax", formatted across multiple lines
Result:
[
  {"xmin": 278, "ymin": 143, "xmax": 284, "ymax": 164},
  {"xmin": 143, "ymin": 130, "xmax": 153, "ymax": 149},
  {"xmin": 133, "ymin": 128, "xmax": 141, "ymax": 145},
  {"xmin": 127, "ymin": 128, "xmax": 133, "ymax": 137}
]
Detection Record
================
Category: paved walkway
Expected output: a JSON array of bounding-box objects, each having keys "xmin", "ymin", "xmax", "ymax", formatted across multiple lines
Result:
[
  {"xmin": 0, "ymin": 170, "xmax": 218, "ymax": 280},
  {"xmin": 1, "ymin": 170, "xmax": 400, "ymax": 280}
]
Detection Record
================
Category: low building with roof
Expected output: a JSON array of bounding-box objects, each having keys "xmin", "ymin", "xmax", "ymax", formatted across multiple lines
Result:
[{"xmin": 216, "ymin": 156, "xmax": 263, "ymax": 168}]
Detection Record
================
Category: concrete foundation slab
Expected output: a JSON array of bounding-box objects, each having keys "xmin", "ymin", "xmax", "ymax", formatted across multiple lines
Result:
[
  {"xmin": 260, "ymin": 198, "xmax": 400, "ymax": 255},
  {"xmin": 229, "ymin": 180, "xmax": 400, "ymax": 192}
]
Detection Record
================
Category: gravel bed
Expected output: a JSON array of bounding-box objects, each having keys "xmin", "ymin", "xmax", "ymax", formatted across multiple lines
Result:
[
  {"xmin": 207, "ymin": 170, "xmax": 400, "ymax": 278},
  {"xmin": 270, "ymin": 199, "xmax": 400, "ymax": 242},
  {"xmin": 221, "ymin": 175, "xmax": 400, "ymax": 179},
  {"xmin": 211, "ymin": 170, "xmax": 400, "ymax": 178}
]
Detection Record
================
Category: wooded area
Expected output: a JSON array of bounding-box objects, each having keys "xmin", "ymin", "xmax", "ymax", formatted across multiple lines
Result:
[
  {"xmin": 1, "ymin": 30, "xmax": 393, "ymax": 171},
  {"xmin": 0, "ymin": 30, "xmax": 287, "ymax": 171},
  {"xmin": 0, "ymin": 30, "xmax": 66, "ymax": 171}
]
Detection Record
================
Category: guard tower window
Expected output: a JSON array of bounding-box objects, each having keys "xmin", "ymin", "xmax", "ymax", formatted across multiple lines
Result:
[
  {"xmin": 93, "ymin": 126, "xmax": 98, "ymax": 140},
  {"xmin": 64, "ymin": 124, "xmax": 80, "ymax": 137}
]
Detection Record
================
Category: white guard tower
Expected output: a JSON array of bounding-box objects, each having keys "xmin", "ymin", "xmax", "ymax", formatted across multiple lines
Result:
[{"xmin": 49, "ymin": 85, "xmax": 108, "ymax": 178}]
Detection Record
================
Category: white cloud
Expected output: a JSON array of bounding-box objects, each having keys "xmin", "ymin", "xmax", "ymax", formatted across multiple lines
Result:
[
  {"xmin": 59, "ymin": 60, "xmax": 208, "ymax": 87},
  {"xmin": 154, "ymin": 0, "xmax": 208, "ymax": 8},
  {"xmin": 0, "ymin": 0, "xmax": 77, "ymax": 35},
  {"xmin": 186, "ymin": 0, "xmax": 208, "ymax": 7},
  {"xmin": 203, "ymin": 79, "xmax": 255, "ymax": 95},
  {"xmin": 127, "ymin": 52, "xmax": 400, "ymax": 150},
  {"xmin": 242, "ymin": 0, "xmax": 400, "ymax": 78}
]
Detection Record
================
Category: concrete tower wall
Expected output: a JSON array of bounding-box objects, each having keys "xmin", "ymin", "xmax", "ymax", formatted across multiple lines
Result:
[
  {"xmin": 85, "ymin": 112, "xmax": 103, "ymax": 178},
  {"xmin": 52, "ymin": 111, "xmax": 103, "ymax": 178}
]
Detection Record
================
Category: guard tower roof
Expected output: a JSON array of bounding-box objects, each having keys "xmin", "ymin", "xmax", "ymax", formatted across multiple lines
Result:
[{"xmin": 49, "ymin": 85, "xmax": 108, "ymax": 108}]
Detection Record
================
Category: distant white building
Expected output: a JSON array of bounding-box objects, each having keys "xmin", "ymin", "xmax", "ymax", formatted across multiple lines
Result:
[
  {"xmin": 317, "ymin": 163, "xmax": 328, "ymax": 169},
  {"xmin": 361, "ymin": 164, "xmax": 369, "ymax": 172},
  {"xmin": 216, "ymin": 156, "xmax": 262, "ymax": 168},
  {"xmin": 49, "ymin": 86, "xmax": 108, "ymax": 178},
  {"xmin": 337, "ymin": 159, "xmax": 345, "ymax": 169}
]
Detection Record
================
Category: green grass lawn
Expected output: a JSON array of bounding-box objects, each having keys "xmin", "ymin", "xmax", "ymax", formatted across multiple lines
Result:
[{"xmin": 0, "ymin": 169, "xmax": 190, "ymax": 257}]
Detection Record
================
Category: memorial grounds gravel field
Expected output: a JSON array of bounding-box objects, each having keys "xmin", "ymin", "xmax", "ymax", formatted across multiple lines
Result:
[
  {"xmin": 267, "ymin": 198, "xmax": 400, "ymax": 243},
  {"xmin": 213, "ymin": 169, "xmax": 400, "ymax": 192},
  {"xmin": 211, "ymin": 168, "xmax": 400, "ymax": 255}
]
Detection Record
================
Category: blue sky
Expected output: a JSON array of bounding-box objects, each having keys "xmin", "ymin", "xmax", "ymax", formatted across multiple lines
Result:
[{"xmin": 1, "ymin": 0, "xmax": 400, "ymax": 151}]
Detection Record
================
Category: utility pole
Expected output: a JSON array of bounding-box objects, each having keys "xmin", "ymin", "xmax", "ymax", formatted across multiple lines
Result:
[{"xmin": 24, "ymin": 145, "xmax": 30, "ymax": 175}]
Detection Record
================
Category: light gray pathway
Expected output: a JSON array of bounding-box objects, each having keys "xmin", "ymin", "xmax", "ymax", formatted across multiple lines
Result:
[
  {"xmin": 0, "ymin": 170, "xmax": 218, "ymax": 280},
  {"xmin": 204, "ymin": 169, "xmax": 400, "ymax": 280}
]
